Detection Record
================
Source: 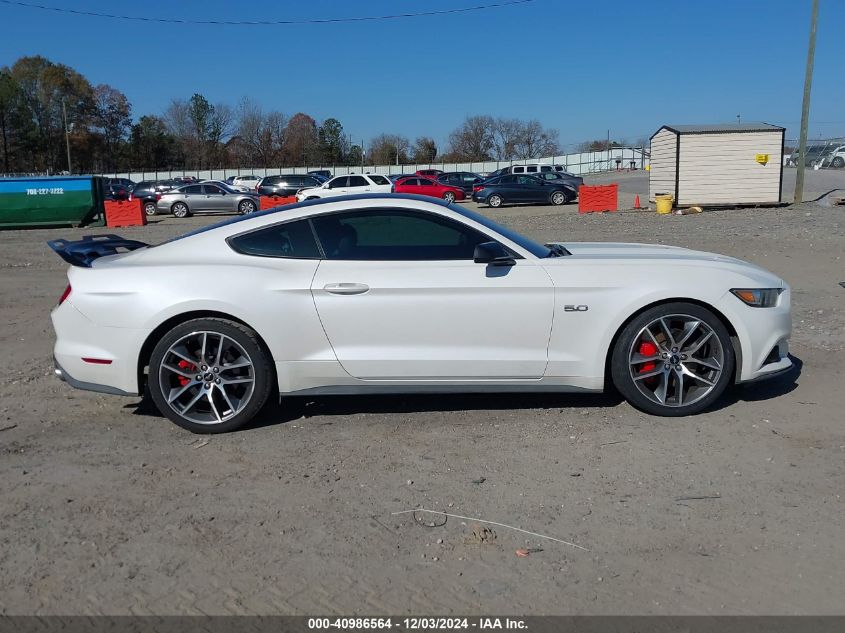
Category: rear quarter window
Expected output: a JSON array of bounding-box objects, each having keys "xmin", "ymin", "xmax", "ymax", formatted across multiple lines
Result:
[
  {"xmin": 228, "ymin": 219, "xmax": 321, "ymax": 259},
  {"xmin": 368, "ymin": 175, "xmax": 389, "ymax": 185}
]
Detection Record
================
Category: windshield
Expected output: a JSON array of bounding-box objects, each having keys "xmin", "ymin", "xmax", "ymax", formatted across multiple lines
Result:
[{"xmin": 448, "ymin": 203, "xmax": 551, "ymax": 258}]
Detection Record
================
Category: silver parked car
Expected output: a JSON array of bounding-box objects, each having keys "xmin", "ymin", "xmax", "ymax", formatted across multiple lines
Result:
[{"xmin": 156, "ymin": 183, "xmax": 260, "ymax": 218}]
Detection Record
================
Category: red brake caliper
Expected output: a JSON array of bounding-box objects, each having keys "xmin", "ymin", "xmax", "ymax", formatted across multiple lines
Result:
[
  {"xmin": 177, "ymin": 359, "xmax": 196, "ymax": 386},
  {"xmin": 638, "ymin": 341, "xmax": 658, "ymax": 374}
]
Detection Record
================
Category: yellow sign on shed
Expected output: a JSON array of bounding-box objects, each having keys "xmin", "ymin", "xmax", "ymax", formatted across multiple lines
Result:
[{"xmin": 755, "ymin": 153, "xmax": 769, "ymax": 165}]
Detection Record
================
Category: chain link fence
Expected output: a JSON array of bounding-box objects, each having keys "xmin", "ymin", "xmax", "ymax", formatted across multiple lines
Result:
[{"xmin": 784, "ymin": 138, "xmax": 845, "ymax": 169}]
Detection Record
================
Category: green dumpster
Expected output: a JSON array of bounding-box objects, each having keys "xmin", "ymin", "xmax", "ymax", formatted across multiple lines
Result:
[{"xmin": 0, "ymin": 176, "xmax": 106, "ymax": 229}]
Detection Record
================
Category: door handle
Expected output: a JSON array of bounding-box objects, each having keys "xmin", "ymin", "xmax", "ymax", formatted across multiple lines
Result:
[{"xmin": 323, "ymin": 282, "xmax": 369, "ymax": 295}]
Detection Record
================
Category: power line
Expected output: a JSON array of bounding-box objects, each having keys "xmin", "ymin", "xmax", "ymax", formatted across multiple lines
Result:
[{"xmin": 0, "ymin": 0, "xmax": 536, "ymax": 25}]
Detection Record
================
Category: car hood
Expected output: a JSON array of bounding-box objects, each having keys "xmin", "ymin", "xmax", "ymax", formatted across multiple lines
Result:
[{"xmin": 546, "ymin": 242, "xmax": 784, "ymax": 285}]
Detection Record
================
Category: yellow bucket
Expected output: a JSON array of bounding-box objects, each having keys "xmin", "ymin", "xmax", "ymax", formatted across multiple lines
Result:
[{"xmin": 655, "ymin": 193, "xmax": 674, "ymax": 215}]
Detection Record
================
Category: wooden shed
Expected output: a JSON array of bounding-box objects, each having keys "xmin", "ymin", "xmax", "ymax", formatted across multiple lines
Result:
[{"xmin": 649, "ymin": 123, "xmax": 785, "ymax": 206}]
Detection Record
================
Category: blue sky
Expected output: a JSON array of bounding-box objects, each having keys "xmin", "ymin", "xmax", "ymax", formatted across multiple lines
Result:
[{"xmin": 1, "ymin": 0, "xmax": 843, "ymax": 150}]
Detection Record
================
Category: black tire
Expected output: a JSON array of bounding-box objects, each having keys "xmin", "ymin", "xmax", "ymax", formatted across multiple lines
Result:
[
  {"xmin": 239, "ymin": 199, "xmax": 256, "ymax": 214},
  {"xmin": 832, "ymin": 156, "xmax": 845, "ymax": 169},
  {"xmin": 147, "ymin": 318, "xmax": 274, "ymax": 434},
  {"xmin": 610, "ymin": 302, "xmax": 735, "ymax": 417},
  {"xmin": 442, "ymin": 191, "xmax": 456, "ymax": 203},
  {"xmin": 171, "ymin": 202, "xmax": 189, "ymax": 218},
  {"xmin": 143, "ymin": 201, "xmax": 158, "ymax": 216},
  {"xmin": 550, "ymin": 190, "xmax": 569, "ymax": 206},
  {"xmin": 488, "ymin": 194, "xmax": 503, "ymax": 208}
]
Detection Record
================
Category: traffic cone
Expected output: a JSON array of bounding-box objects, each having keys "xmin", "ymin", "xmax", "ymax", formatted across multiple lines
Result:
[{"xmin": 634, "ymin": 194, "xmax": 642, "ymax": 209}]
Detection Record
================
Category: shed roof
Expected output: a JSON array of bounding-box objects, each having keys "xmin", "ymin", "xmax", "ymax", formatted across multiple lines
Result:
[{"xmin": 653, "ymin": 123, "xmax": 784, "ymax": 138}]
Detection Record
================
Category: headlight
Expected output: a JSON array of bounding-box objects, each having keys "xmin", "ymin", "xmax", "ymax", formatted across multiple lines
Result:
[{"xmin": 730, "ymin": 288, "xmax": 782, "ymax": 307}]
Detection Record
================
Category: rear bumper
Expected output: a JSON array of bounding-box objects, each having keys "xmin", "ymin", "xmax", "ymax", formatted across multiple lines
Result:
[{"xmin": 54, "ymin": 356, "xmax": 136, "ymax": 396}]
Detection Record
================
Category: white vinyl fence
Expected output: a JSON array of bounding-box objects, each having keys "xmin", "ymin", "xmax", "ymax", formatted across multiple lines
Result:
[{"xmin": 103, "ymin": 147, "xmax": 648, "ymax": 181}]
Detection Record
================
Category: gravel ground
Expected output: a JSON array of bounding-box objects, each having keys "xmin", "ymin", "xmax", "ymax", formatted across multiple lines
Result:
[{"xmin": 0, "ymin": 173, "xmax": 843, "ymax": 615}]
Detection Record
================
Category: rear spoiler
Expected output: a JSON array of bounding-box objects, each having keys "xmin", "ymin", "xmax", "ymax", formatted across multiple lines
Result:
[{"xmin": 47, "ymin": 234, "xmax": 148, "ymax": 268}]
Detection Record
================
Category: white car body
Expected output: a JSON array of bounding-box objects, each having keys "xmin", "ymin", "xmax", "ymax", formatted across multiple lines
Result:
[
  {"xmin": 50, "ymin": 195, "xmax": 792, "ymax": 431},
  {"xmin": 232, "ymin": 175, "xmax": 260, "ymax": 189},
  {"xmin": 296, "ymin": 174, "xmax": 393, "ymax": 202}
]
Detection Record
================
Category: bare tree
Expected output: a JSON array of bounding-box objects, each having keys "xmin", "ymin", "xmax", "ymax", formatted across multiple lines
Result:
[
  {"xmin": 513, "ymin": 119, "xmax": 558, "ymax": 159},
  {"xmin": 411, "ymin": 136, "xmax": 437, "ymax": 163},
  {"xmin": 368, "ymin": 133, "xmax": 410, "ymax": 165},
  {"xmin": 447, "ymin": 115, "xmax": 494, "ymax": 161},
  {"xmin": 492, "ymin": 118, "xmax": 522, "ymax": 160}
]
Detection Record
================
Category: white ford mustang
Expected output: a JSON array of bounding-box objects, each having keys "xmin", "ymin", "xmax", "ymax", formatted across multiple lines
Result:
[{"xmin": 49, "ymin": 194, "xmax": 792, "ymax": 433}]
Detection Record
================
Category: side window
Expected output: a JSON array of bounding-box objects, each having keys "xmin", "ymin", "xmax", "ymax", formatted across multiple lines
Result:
[
  {"xmin": 368, "ymin": 175, "xmax": 389, "ymax": 185},
  {"xmin": 184, "ymin": 185, "xmax": 203, "ymax": 194},
  {"xmin": 348, "ymin": 176, "xmax": 369, "ymax": 188},
  {"xmin": 229, "ymin": 219, "xmax": 321, "ymax": 259},
  {"xmin": 203, "ymin": 185, "xmax": 224, "ymax": 194},
  {"xmin": 311, "ymin": 210, "xmax": 491, "ymax": 261},
  {"xmin": 526, "ymin": 166, "xmax": 538, "ymax": 173},
  {"xmin": 512, "ymin": 166, "xmax": 524, "ymax": 174},
  {"xmin": 540, "ymin": 165, "xmax": 552, "ymax": 172},
  {"xmin": 499, "ymin": 175, "xmax": 517, "ymax": 184},
  {"xmin": 328, "ymin": 177, "xmax": 348, "ymax": 189},
  {"xmin": 418, "ymin": 178, "xmax": 434, "ymax": 186},
  {"xmin": 402, "ymin": 178, "xmax": 419, "ymax": 186},
  {"xmin": 518, "ymin": 176, "xmax": 536, "ymax": 185}
]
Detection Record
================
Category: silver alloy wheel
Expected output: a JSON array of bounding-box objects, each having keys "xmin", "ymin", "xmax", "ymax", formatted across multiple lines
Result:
[
  {"xmin": 628, "ymin": 314, "xmax": 725, "ymax": 408},
  {"xmin": 443, "ymin": 191, "xmax": 456, "ymax": 203},
  {"xmin": 239, "ymin": 200, "xmax": 255, "ymax": 214},
  {"xmin": 172, "ymin": 202, "xmax": 188, "ymax": 218},
  {"xmin": 551, "ymin": 191, "xmax": 566, "ymax": 205},
  {"xmin": 489, "ymin": 194, "xmax": 502, "ymax": 207},
  {"xmin": 158, "ymin": 331, "xmax": 255, "ymax": 425},
  {"xmin": 144, "ymin": 202, "xmax": 157, "ymax": 216}
]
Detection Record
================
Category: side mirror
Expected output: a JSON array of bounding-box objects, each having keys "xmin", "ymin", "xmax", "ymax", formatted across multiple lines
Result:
[{"xmin": 473, "ymin": 241, "xmax": 515, "ymax": 266}]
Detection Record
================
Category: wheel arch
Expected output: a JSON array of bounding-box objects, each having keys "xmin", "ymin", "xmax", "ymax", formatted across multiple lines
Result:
[
  {"xmin": 137, "ymin": 310, "xmax": 275, "ymax": 393},
  {"xmin": 602, "ymin": 297, "xmax": 742, "ymax": 389}
]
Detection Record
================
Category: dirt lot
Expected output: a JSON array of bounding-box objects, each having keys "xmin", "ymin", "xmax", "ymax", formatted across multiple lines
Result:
[{"xmin": 1, "ymin": 171, "xmax": 843, "ymax": 615}]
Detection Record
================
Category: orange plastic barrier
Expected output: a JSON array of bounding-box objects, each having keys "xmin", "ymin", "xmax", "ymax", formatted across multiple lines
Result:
[
  {"xmin": 104, "ymin": 199, "xmax": 146, "ymax": 227},
  {"xmin": 578, "ymin": 184, "xmax": 618, "ymax": 213},
  {"xmin": 259, "ymin": 195, "xmax": 297, "ymax": 211}
]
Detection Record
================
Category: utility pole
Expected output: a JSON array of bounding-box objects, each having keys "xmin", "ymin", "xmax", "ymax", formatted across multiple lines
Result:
[
  {"xmin": 62, "ymin": 98, "xmax": 72, "ymax": 174},
  {"xmin": 795, "ymin": 0, "xmax": 819, "ymax": 204}
]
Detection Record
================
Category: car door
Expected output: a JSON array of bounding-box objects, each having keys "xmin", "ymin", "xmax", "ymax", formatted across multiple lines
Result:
[
  {"xmin": 415, "ymin": 178, "xmax": 440, "ymax": 198},
  {"xmin": 519, "ymin": 176, "xmax": 546, "ymax": 202},
  {"xmin": 201, "ymin": 184, "xmax": 230, "ymax": 212},
  {"xmin": 324, "ymin": 176, "xmax": 349, "ymax": 197},
  {"xmin": 497, "ymin": 174, "xmax": 525, "ymax": 201},
  {"xmin": 398, "ymin": 177, "xmax": 420, "ymax": 194},
  {"xmin": 346, "ymin": 175, "xmax": 371, "ymax": 194},
  {"xmin": 366, "ymin": 174, "xmax": 393, "ymax": 193},
  {"xmin": 181, "ymin": 184, "xmax": 204, "ymax": 209},
  {"xmin": 309, "ymin": 208, "xmax": 555, "ymax": 379}
]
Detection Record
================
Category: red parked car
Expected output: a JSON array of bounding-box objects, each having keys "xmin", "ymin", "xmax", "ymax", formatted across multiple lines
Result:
[
  {"xmin": 415, "ymin": 169, "xmax": 445, "ymax": 180},
  {"xmin": 393, "ymin": 176, "xmax": 466, "ymax": 203}
]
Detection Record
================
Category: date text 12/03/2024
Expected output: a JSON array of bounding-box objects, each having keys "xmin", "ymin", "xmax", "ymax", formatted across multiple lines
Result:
[{"xmin": 307, "ymin": 618, "xmax": 527, "ymax": 630}]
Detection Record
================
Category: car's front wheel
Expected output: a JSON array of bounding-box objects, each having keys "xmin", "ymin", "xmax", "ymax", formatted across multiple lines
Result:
[
  {"xmin": 171, "ymin": 202, "xmax": 189, "ymax": 218},
  {"xmin": 147, "ymin": 318, "xmax": 274, "ymax": 433},
  {"xmin": 832, "ymin": 156, "xmax": 845, "ymax": 168},
  {"xmin": 611, "ymin": 302, "xmax": 734, "ymax": 416}
]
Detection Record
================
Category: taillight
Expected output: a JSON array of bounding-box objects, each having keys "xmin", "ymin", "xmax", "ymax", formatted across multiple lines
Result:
[
  {"xmin": 155, "ymin": 193, "xmax": 161, "ymax": 201},
  {"xmin": 58, "ymin": 284, "xmax": 71, "ymax": 306},
  {"xmin": 473, "ymin": 185, "xmax": 483, "ymax": 192}
]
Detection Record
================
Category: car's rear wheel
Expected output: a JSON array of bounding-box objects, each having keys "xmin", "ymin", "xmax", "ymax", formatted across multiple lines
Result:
[
  {"xmin": 488, "ymin": 194, "xmax": 503, "ymax": 208},
  {"xmin": 143, "ymin": 201, "xmax": 158, "ymax": 216},
  {"xmin": 550, "ymin": 190, "xmax": 569, "ymax": 206},
  {"xmin": 171, "ymin": 202, "xmax": 189, "ymax": 218},
  {"xmin": 148, "ymin": 318, "xmax": 274, "ymax": 434},
  {"xmin": 238, "ymin": 199, "xmax": 256, "ymax": 214},
  {"xmin": 611, "ymin": 302, "xmax": 734, "ymax": 416},
  {"xmin": 832, "ymin": 156, "xmax": 845, "ymax": 168},
  {"xmin": 442, "ymin": 191, "xmax": 456, "ymax": 203}
]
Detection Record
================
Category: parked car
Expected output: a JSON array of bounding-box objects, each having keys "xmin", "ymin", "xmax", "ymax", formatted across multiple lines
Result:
[
  {"xmin": 821, "ymin": 145, "xmax": 845, "ymax": 168},
  {"xmin": 472, "ymin": 174, "xmax": 576, "ymax": 207},
  {"xmin": 232, "ymin": 175, "xmax": 261, "ymax": 189},
  {"xmin": 201, "ymin": 179, "xmax": 252, "ymax": 193},
  {"xmin": 106, "ymin": 177, "xmax": 136, "ymax": 191},
  {"xmin": 436, "ymin": 171, "xmax": 485, "ymax": 196},
  {"xmin": 129, "ymin": 180, "xmax": 181, "ymax": 216},
  {"xmin": 49, "ymin": 194, "xmax": 792, "ymax": 433},
  {"xmin": 156, "ymin": 182, "xmax": 260, "ymax": 217},
  {"xmin": 307, "ymin": 170, "xmax": 332, "ymax": 181},
  {"xmin": 103, "ymin": 183, "xmax": 130, "ymax": 201},
  {"xmin": 488, "ymin": 164, "xmax": 568, "ymax": 179},
  {"xmin": 393, "ymin": 176, "xmax": 465, "ymax": 203},
  {"xmin": 257, "ymin": 174, "xmax": 322, "ymax": 197},
  {"xmin": 295, "ymin": 173, "xmax": 393, "ymax": 201},
  {"xmin": 533, "ymin": 170, "xmax": 584, "ymax": 194},
  {"xmin": 416, "ymin": 169, "xmax": 445, "ymax": 180}
]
